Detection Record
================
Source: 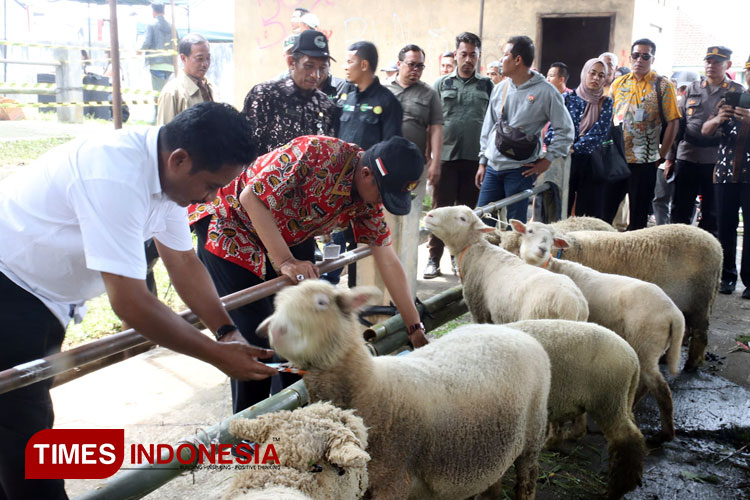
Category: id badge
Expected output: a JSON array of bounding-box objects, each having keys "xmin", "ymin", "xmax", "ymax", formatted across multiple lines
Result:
[{"xmin": 634, "ymin": 108, "xmax": 645, "ymax": 122}]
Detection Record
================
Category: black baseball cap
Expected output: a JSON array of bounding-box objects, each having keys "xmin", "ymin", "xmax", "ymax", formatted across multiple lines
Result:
[
  {"xmin": 363, "ymin": 137, "xmax": 424, "ymax": 216},
  {"xmin": 292, "ymin": 29, "xmax": 335, "ymax": 61},
  {"xmin": 705, "ymin": 46, "xmax": 732, "ymax": 61}
]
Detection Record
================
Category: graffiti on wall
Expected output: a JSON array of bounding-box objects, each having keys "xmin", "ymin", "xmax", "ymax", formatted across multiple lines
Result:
[{"xmin": 256, "ymin": 0, "xmax": 336, "ymax": 50}]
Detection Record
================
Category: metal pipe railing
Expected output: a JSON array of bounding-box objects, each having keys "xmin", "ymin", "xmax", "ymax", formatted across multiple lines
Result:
[
  {"xmin": 417, "ymin": 181, "xmax": 552, "ymax": 241},
  {"xmin": 0, "ymin": 246, "xmax": 372, "ymax": 396},
  {"xmin": 474, "ymin": 182, "xmax": 552, "ymax": 217},
  {"xmin": 2, "ymin": 183, "xmax": 549, "ymax": 395},
  {"xmin": 74, "ymin": 284, "xmax": 468, "ymax": 500}
]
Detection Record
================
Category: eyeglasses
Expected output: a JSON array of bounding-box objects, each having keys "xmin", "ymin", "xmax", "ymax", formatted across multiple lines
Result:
[
  {"xmin": 405, "ymin": 62, "xmax": 425, "ymax": 71},
  {"xmin": 631, "ymin": 52, "xmax": 652, "ymax": 61}
]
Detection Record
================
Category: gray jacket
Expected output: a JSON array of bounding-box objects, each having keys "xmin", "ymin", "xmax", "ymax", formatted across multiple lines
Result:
[
  {"xmin": 479, "ymin": 71, "xmax": 574, "ymax": 171},
  {"xmin": 141, "ymin": 15, "xmax": 174, "ymax": 67}
]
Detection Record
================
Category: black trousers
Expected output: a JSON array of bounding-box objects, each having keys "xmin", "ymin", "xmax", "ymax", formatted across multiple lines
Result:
[
  {"xmin": 715, "ymin": 182, "xmax": 750, "ymax": 287},
  {"xmin": 671, "ymin": 160, "xmax": 717, "ymax": 235},
  {"xmin": 428, "ymin": 159, "xmax": 480, "ymax": 261},
  {"xmin": 193, "ymin": 218, "xmax": 314, "ymax": 414},
  {"xmin": 602, "ymin": 162, "xmax": 657, "ymax": 231},
  {"xmin": 569, "ymin": 153, "xmax": 605, "ymax": 219},
  {"xmin": 0, "ymin": 273, "xmax": 68, "ymax": 500}
]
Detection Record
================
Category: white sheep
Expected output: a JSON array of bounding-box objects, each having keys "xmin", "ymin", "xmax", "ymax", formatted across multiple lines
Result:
[
  {"xmin": 484, "ymin": 215, "xmax": 616, "ymax": 253},
  {"xmin": 226, "ymin": 402, "xmax": 370, "ymax": 500},
  {"xmin": 423, "ymin": 205, "xmax": 589, "ymax": 324},
  {"xmin": 512, "ymin": 220, "xmax": 686, "ymax": 443},
  {"xmin": 258, "ymin": 280, "xmax": 552, "ymax": 500},
  {"xmin": 495, "ymin": 222, "xmax": 721, "ymax": 371},
  {"xmin": 506, "ymin": 319, "xmax": 645, "ymax": 499}
]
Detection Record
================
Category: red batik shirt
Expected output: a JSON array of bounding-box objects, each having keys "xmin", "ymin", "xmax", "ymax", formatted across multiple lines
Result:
[{"xmin": 188, "ymin": 135, "xmax": 391, "ymax": 278}]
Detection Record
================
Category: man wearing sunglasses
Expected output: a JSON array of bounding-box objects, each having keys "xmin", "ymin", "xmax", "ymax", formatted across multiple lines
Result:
[
  {"xmin": 387, "ymin": 44, "xmax": 444, "ymax": 291},
  {"xmin": 606, "ymin": 38, "xmax": 681, "ymax": 231}
]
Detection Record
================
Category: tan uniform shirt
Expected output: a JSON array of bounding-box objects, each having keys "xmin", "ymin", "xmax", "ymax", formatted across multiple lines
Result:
[
  {"xmin": 673, "ymin": 77, "xmax": 745, "ymax": 164},
  {"xmin": 156, "ymin": 72, "xmax": 214, "ymax": 125}
]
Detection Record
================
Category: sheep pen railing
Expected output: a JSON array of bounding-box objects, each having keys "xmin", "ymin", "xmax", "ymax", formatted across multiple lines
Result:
[
  {"xmin": 0, "ymin": 246, "xmax": 373, "ymax": 396},
  {"xmin": 73, "ymin": 285, "xmax": 468, "ymax": 500},
  {"xmin": 0, "ymin": 181, "xmax": 551, "ymax": 397}
]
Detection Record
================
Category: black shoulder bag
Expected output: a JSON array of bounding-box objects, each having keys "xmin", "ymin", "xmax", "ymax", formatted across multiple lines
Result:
[{"xmin": 493, "ymin": 83, "xmax": 539, "ymax": 161}]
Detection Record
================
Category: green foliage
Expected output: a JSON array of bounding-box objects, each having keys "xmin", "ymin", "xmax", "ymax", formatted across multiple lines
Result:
[
  {"xmin": 422, "ymin": 193, "xmax": 432, "ymax": 212},
  {"xmin": 0, "ymin": 136, "xmax": 72, "ymax": 167},
  {"xmin": 428, "ymin": 312, "xmax": 472, "ymax": 338},
  {"xmin": 63, "ymin": 260, "xmax": 185, "ymax": 350}
]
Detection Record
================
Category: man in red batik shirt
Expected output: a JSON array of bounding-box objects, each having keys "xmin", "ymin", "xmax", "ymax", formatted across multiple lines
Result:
[{"xmin": 189, "ymin": 135, "xmax": 428, "ymax": 413}]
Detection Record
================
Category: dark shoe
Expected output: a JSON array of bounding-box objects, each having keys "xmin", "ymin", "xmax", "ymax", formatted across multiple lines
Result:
[
  {"xmin": 423, "ymin": 259, "xmax": 441, "ymax": 279},
  {"xmin": 719, "ymin": 279, "xmax": 736, "ymax": 295},
  {"xmin": 450, "ymin": 255, "xmax": 458, "ymax": 276},
  {"xmin": 742, "ymin": 288, "xmax": 750, "ymax": 299}
]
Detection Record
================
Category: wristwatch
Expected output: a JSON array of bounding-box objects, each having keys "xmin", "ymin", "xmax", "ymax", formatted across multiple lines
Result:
[
  {"xmin": 406, "ymin": 322, "xmax": 425, "ymax": 335},
  {"xmin": 214, "ymin": 324, "xmax": 238, "ymax": 341}
]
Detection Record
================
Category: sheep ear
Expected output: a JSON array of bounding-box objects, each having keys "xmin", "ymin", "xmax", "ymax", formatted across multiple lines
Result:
[
  {"xmin": 472, "ymin": 215, "xmax": 496, "ymax": 233},
  {"xmin": 326, "ymin": 442, "xmax": 371, "ymax": 469},
  {"xmin": 509, "ymin": 219, "xmax": 526, "ymax": 234},
  {"xmin": 336, "ymin": 286, "xmax": 380, "ymax": 315},
  {"xmin": 256, "ymin": 316, "xmax": 271, "ymax": 337},
  {"xmin": 552, "ymin": 236, "xmax": 570, "ymax": 249}
]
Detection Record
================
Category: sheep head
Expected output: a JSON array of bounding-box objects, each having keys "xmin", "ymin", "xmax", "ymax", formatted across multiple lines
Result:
[
  {"xmin": 510, "ymin": 219, "xmax": 570, "ymax": 267},
  {"xmin": 256, "ymin": 280, "xmax": 380, "ymax": 370},
  {"xmin": 228, "ymin": 402, "xmax": 370, "ymax": 500},
  {"xmin": 423, "ymin": 205, "xmax": 494, "ymax": 255}
]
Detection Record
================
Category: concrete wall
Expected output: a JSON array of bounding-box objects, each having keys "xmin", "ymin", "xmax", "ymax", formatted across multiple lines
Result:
[{"xmin": 235, "ymin": 0, "xmax": 637, "ymax": 108}]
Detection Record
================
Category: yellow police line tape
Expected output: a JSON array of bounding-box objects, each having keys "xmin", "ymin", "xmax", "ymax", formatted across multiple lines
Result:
[
  {"xmin": 0, "ymin": 82, "xmax": 160, "ymax": 96},
  {"xmin": 0, "ymin": 39, "xmax": 175, "ymax": 53},
  {"xmin": 0, "ymin": 100, "xmax": 155, "ymax": 108}
]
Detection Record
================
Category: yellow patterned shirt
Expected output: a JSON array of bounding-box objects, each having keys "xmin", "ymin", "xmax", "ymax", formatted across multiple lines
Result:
[{"xmin": 610, "ymin": 70, "xmax": 681, "ymax": 163}]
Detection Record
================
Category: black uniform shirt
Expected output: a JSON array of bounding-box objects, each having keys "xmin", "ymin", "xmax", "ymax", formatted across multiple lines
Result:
[
  {"xmin": 242, "ymin": 77, "xmax": 340, "ymax": 157},
  {"xmin": 337, "ymin": 77, "xmax": 403, "ymax": 150}
]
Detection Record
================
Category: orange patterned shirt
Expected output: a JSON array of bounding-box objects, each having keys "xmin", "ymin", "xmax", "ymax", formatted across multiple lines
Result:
[
  {"xmin": 610, "ymin": 70, "xmax": 681, "ymax": 163},
  {"xmin": 188, "ymin": 136, "xmax": 391, "ymax": 278}
]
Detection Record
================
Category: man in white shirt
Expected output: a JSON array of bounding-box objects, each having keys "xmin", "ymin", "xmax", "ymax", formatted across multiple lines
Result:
[{"xmin": 0, "ymin": 102, "xmax": 277, "ymax": 500}]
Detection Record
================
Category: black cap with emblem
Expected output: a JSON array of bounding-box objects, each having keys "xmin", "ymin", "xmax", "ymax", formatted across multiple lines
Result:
[
  {"xmin": 363, "ymin": 136, "xmax": 424, "ymax": 216},
  {"xmin": 705, "ymin": 46, "xmax": 732, "ymax": 61},
  {"xmin": 292, "ymin": 29, "xmax": 336, "ymax": 61}
]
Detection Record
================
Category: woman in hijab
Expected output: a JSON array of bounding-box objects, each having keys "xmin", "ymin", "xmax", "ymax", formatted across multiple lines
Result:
[{"xmin": 547, "ymin": 57, "xmax": 613, "ymax": 218}]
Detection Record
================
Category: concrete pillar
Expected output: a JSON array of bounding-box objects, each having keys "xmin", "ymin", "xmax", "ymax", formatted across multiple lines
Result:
[{"xmin": 54, "ymin": 47, "xmax": 83, "ymax": 124}]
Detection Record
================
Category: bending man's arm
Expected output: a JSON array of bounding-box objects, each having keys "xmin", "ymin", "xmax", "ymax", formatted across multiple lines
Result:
[
  {"xmin": 369, "ymin": 243, "xmax": 428, "ymax": 347},
  {"xmin": 239, "ymin": 186, "xmax": 318, "ymax": 283},
  {"xmin": 101, "ymin": 271, "xmax": 277, "ymax": 381}
]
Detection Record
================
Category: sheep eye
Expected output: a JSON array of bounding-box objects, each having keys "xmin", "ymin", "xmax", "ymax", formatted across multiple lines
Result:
[
  {"xmin": 459, "ymin": 216, "xmax": 467, "ymax": 222},
  {"xmin": 309, "ymin": 464, "xmax": 323, "ymax": 473},
  {"xmin": 313, "ymin": 294, "xmax": 330, "ymax": 310}
]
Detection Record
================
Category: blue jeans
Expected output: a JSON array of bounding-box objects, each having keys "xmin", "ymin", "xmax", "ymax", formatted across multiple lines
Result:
[{"xmin": 476, "ymin": 166, "xmax": 535, "ymax": 226}]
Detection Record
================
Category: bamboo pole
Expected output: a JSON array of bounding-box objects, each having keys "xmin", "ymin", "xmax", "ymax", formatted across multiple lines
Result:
[
  {"xmin": 363, "ymin": 285, "xmax": 464, "ymax": 342},
  {"xmin": 74, "ymin": 381, "xmax": 309, "ymax": 500}
]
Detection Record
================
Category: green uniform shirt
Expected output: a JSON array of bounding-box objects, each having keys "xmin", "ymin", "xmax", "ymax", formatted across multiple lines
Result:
[
  {"xmin": 434, "ymin": 70, "xmax": 493, "ymax": 162},
  {"xmin": 387, "ymin": 79, "xmax": 443, "ymax": 154}
]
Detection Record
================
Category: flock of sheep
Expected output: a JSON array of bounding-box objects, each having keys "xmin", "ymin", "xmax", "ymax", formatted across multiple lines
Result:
[{"xmin": 224, "ymin": 207, "xmax": 723, "ymax": 500}]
